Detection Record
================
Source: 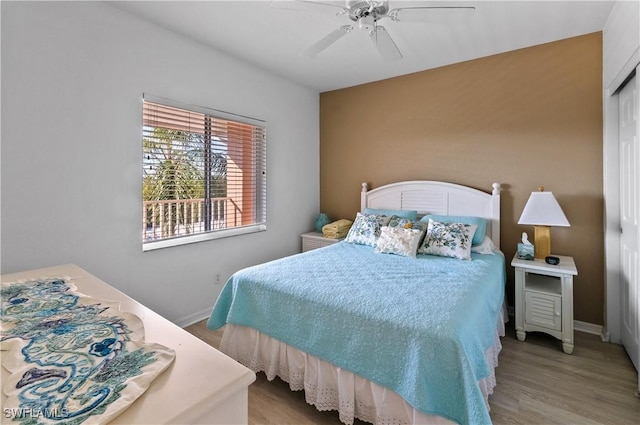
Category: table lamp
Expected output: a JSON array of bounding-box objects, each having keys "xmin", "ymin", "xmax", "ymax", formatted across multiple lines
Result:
[{"xmin": 518, "ymin": 186, "xmax": 570, "ymax": 259}]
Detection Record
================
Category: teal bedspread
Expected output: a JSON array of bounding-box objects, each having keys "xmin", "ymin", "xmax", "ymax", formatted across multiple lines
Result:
[{"xmin": 208, "ymin": 242, "xmax": 505, "ymax": 425}]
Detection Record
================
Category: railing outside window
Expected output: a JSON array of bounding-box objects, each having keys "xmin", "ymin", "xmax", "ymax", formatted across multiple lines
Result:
[{"xmin": 143, "ymin": 197, "xmax": 241, "ymax": 241}]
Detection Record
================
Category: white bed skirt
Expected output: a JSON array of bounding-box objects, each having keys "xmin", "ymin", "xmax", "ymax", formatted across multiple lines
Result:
[{"xmin": 219, "ymin": 310, "xmax": 506, "ymax": 425}]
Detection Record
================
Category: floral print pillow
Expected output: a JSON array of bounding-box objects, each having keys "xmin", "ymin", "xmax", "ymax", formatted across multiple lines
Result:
[
  {"xmin": 344, "ymin": 213, "xmax": 391, "ymax": 246},
  {"xmin": 418, "ymin": 219, "xmax": 478, "ymax": 260},
  {"xmin": 387, "ymin": 215, "xmax": 413, "ymax": 229},
  {"xmin": 387, "ymin": 216, "xmax": 428, "ymax": 232}
]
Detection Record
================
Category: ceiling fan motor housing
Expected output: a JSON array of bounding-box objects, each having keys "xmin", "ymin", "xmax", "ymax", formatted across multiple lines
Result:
[{"xmin": 346, "ymin": 1, "xmax": 389, "ymax": 21}]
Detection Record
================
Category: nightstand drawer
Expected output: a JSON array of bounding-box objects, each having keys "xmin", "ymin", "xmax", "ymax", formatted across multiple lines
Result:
[{"xmin": 525, "ymin": 290, "xmax": 562, "ymax": 331}]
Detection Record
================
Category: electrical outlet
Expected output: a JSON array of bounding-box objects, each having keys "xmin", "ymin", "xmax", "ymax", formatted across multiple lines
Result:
[{"xmin": 215, "ymin": 273, "xmax": 221, "ymax": 284}]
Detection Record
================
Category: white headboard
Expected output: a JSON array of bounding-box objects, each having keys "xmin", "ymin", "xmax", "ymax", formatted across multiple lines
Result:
[{"xmin": 361, "ymin": 181, "xmax": 501, "ymax": 249}]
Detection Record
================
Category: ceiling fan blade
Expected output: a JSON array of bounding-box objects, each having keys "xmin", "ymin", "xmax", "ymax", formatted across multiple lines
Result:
[
  {"xmin": 269, "ymin": 0, "xmax": 348, "ymax": 15},
  {"xmin": 303, "ymin": 25, "xmax": 353, "ymax": 58},
  {"xmin": 388, "ymin": 6, "xmax": 476, "ymax": 23},
  {"xmin": 370, "ymin": 26, "xmax": 402, "ymax": 61}
]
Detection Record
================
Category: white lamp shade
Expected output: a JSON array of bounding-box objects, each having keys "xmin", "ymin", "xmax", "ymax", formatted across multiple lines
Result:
[{"xmin": 518, "ymin": 191, "xmax": 570, "ymax": 227}]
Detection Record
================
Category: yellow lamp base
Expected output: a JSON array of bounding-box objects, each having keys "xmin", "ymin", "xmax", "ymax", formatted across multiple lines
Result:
[{"xmin": 533, "ymin": 225, "xmax": 551, "ymax": 259}]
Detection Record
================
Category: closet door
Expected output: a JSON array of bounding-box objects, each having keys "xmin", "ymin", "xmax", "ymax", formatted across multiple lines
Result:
[{"xmin": 619, "ymin": 70, "xmax": 639, "ymax": 375}]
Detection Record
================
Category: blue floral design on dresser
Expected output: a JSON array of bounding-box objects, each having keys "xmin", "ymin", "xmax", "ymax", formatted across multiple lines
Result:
[{"xmin": 1, "ymin": 278, "xmax": 175, "ymax": 425}]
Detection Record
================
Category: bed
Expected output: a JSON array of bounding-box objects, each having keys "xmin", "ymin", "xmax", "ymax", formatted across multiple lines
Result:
[{"xmin": 208, "ymin": 181, "xmax": 505, "ymax": 425}]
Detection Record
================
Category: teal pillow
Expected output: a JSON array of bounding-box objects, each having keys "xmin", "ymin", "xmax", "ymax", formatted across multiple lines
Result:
[
  {"xmin": 420, "ymin": 215, "xmax": 487, "ymax": 246},
  {"xmin": 363, "ymin": 208, "xmax": 418, "ymax": 221}
]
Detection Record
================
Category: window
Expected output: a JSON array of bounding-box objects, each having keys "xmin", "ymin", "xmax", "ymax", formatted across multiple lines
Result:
[{"xmin": 142, "ymin": 95, "xmax": 266, "ymax": 250}]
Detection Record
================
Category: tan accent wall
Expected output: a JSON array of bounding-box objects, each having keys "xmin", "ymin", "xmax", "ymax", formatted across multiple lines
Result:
[{"xmin": 320, "ymin": 33, "xmax": 604, "ymax": 325}]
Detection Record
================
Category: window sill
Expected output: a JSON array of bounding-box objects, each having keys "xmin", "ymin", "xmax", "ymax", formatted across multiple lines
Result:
[{"xmin": 143, "ymin": 224, "xmax": 266, "ymax": 252}]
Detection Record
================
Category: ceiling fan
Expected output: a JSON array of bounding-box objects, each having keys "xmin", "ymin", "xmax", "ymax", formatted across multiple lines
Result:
[{"xmin": 271, "ymin": 1, "xmax": 475, "ymax": 61}]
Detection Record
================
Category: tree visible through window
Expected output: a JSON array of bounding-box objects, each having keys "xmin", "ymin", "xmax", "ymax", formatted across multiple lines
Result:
[{"xmin": 142, "ymin": 96, "xmax": 266, "ymax": 249}]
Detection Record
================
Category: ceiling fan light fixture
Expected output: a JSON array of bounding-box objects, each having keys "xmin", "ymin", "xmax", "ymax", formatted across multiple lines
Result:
[{"xmin": 358, "ymin": 15, "xmax": 375, "ymax": 31}]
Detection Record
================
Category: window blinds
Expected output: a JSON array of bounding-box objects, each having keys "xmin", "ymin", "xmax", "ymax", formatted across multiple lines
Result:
[{"xmin": 142, "ymin": 95, "xmax": 266, "ymax": 246}]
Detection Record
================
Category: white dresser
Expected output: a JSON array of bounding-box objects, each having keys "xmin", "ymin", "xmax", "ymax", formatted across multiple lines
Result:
[{"xmin": 1, "ymin": 264, "xmax": 255, "ymax": 424}]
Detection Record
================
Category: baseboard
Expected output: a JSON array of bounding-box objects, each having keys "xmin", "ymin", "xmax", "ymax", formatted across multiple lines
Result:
[
  {"xmin": 175, "ymin": 307, "xmax": 211, "ymax": 328},
  {"xmin": 574, "ymin": 320, "xmax": 604, "ymax": 337}
]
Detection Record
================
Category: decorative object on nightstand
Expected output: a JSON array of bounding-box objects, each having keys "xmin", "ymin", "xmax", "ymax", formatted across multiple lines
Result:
[
  {"xmin": 518, "ymin": 186, "xmax": 570, "ymax": 259},
  {"xmin": 517, "ymin": 232, "xmax": 535, "ymax": 260},
  {"xmin": 511, "ymin": 254, "xmax": 578, "ymax": 354},
  {"xmin": 314, "ymin": 213, "xmax": 331, "ymax": 233},
  {"xmin": 322, "ymin": 219, "xmax": 353, "ymax": 239},
  {"xmin": 545, "ymin": 256, "xmax": 560, "ymax": 265}
]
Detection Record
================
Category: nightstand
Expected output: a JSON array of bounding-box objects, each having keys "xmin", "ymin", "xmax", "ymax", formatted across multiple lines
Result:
[
  {"xmin": 511, "ymin": 255, "xmax": 578, "ymax": 354},
  {"xmin": 301, "ymin": 232, "xmax": 342, "ymax": 252}
]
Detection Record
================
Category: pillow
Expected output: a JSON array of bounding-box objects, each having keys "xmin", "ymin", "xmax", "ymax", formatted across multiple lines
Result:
[
  {"xmin": 386, "ymin": 215, "xmax": 415, "ymax": 229},
  {"xmin": 374, "ymin": 226, "xmax": 424, "ymax": 258},
  {"xmin": 363, "ymin": 208, "xmax": 418, "ymax": 221},
  {"xmin": 387, "ymin": 215, "xmax": 429, "ymax": 244},
  {"xmin": 418, "ymin": 219, "xmax": 477, "ymax": 260},
  {"xmin": 420, "ymin": 215, "xmax": 487, "ymax": 246},
  {"xmin": 344, "ymin": 213, "xmax": 391, "ymax": 246},
  {"xmin": 471, "ymin": 236, "xmax": 498, "ymax": 255}
]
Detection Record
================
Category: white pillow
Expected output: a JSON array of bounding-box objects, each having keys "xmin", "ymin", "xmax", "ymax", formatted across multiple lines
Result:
[
  {"xmin": 375, "ymin": 226, "xmax": 424, "ymax": 258},
  {"xmin": 418, "ymin": 219, "xmax": 477, "ymax": 260},
  {"xmin": 471, "ymin": 236, "xmax": 498, "ymax": 255}
]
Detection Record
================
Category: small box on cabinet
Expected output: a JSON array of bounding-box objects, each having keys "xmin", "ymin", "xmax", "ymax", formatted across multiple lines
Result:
[{"xmin": 517, "ymin": 242, "xmax": 534, "ymax": 260}]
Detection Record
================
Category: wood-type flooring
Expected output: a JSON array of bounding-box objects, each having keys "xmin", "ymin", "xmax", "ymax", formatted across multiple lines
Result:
[{"xmin": 185, "ymin": 320, "xmax": 640, "ymax": 425}]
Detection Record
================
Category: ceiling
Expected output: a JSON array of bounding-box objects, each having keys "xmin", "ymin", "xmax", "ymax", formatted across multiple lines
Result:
[{"xmin": 111, "ymin": 0, "xmax": 615, "ymax": 92}]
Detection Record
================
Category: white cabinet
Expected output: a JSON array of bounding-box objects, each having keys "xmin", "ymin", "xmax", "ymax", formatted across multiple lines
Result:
[
  {"xmin": 301, "ymin": 231, "xmax": 342, "ymax": 252},
  {"xmin": 524, "ymin": 273, "xmax": 562, "ymax": 331},
  {"xmin": 512, "ymin": 255, "xmax": 578, "ymax": 354}
]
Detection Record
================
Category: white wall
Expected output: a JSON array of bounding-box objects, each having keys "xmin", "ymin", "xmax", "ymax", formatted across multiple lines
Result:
[
  {"xmin": 603, "ymin": 0, "xmax": 640, "ymax": 92},
  {"xmin": 602, "ymin": 0, "xmax": 640, "ymax": 342},
  {"xmin": 0, "ymin": 1, "xmax": 320, "ymax": 325}
]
